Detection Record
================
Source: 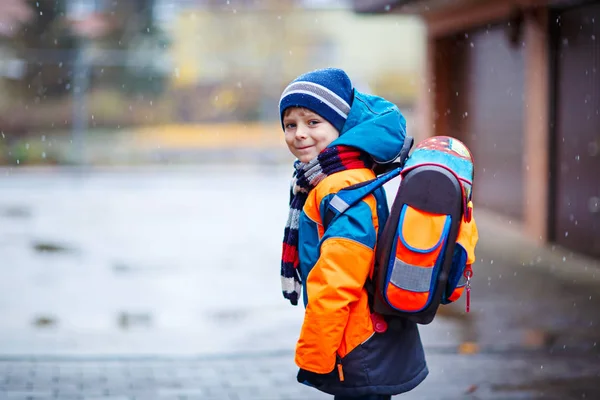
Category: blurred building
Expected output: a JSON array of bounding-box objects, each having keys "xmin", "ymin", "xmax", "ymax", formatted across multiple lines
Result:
[
  {"xmin": 355, "ymin": 0, "xmax": 600, "ymax": 259},
  {"xmin": 158, "ymin": 0, "xmax": 424, "ymax": 121},
  {"xmin": 0, "ymin": 1, "xmax": 426, "ymax": 165},
  {"xmin": 0, "ymin": 0, "xmax": 423, "ymax": 127}
]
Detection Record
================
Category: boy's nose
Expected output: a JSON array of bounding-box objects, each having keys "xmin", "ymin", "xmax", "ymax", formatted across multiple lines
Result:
[{"xmin": 295, "ymin": 127, "xmax": 308, "ymax": 139}]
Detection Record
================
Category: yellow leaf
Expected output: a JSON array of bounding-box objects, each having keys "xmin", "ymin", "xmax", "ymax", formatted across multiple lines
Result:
[{"xmin": 458, "ymin": 341, "xmax": 480, "ymax": 354}]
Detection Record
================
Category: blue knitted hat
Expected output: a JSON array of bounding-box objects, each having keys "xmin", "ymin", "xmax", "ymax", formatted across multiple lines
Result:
[{"xmin": 279, "ymin": 68, "xmax": 354, "ymax": 133}]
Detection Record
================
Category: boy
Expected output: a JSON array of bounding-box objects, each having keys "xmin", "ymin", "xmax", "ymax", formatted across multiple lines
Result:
[{"xmin": 279, "ymin": 68, "xmax": 428, "ymax": 399}]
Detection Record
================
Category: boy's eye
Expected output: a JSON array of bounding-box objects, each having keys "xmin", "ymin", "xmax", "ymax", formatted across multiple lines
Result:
[
  {"xmin": 285, "ymin": 123, "xmax": 296, "ymax": 130},
  {"xmin": 308, "ymin": 120, "xmax": 320, "ymax": 126}
]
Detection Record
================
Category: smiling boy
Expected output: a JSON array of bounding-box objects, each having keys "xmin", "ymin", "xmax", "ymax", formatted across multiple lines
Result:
[{"xmin": 279, "ymin": 68, "xmax": 428, "ymax": 400}]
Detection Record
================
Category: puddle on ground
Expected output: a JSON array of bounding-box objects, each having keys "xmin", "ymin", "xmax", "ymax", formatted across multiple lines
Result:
[
  {"xmin": 521, "ymin": 328, "xmax": 560, "ymax": 350},
  {"xmin": 32, "ymin": 315, "xmax": 58, "ymax": 328},
  {"xmin": 112, "ymin": 262, "xmax": 172, "ymax": 274},
  {"xmin": 32, "ymin": 241, "xmax": 74, "ymax": 254},
  {"xmin": 208, "ymin": 309, "xmax": 249, "ymax": 325},
  {"xmin": 437, "ymin": 303, "xmax": 478, "ymax": 345},
  {"xmin": 492, "ymin": 376, "xmax": 600, "ymax": 398},
  {"xmin": 117, "ymin": 312, "xmax": 153, "ymax": 329},
  {"xmin": 0, "ymin": 205, "xmax": 31, "ymax": 219}
]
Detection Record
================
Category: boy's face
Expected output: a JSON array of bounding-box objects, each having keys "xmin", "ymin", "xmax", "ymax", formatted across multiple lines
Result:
[{"xmin": 283, "ymin": 107, "xmax": 339, "ymax": 163}]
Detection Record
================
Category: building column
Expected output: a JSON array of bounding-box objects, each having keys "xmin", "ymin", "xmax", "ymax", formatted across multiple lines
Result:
[
  {"xmin": 418, "ymin": 32, "xmax": 453, "ymax": 141},
  {"xmin": 415, "ymin": 34, "xmax": 436, "ymax": 142},
  {"xmin": 523, "ymin": 8, "xmax": 550, "ymax": 242}
]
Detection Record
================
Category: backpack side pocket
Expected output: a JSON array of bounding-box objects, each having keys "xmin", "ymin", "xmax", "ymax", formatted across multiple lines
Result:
[{"xmin": 441, "ymin": 244, "xmax": 469, "ymax": 304}]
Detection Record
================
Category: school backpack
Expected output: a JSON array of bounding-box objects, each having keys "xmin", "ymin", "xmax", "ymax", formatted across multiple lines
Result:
[{"xmin": 324, "ymin": 136, "xmax": 476, "ymax": 326}]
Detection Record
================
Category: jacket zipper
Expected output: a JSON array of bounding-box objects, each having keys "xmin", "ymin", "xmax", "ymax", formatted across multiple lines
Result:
[{"xmin": 336, "ymin": 354, "xmax": 345, "ymax": 382}]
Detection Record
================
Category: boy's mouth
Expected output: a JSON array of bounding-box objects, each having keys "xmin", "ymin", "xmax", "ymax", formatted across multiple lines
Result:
[{"xmin": 296, "ymin": 145, "xmax": 314, "ymax": 151}]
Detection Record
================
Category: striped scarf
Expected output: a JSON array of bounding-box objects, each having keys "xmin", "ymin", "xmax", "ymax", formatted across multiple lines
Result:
[{"xmin": 281, "ymin": 145, "xmax": 373, "ymax": 305}]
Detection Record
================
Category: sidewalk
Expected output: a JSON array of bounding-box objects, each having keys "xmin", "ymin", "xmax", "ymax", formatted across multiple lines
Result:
[
  {"xmin": 0, "ymin": 167, "xmax": 599, "ymax": 399},
  {"xmin": 0, "ymin": 349, "xmax": 597, "ymax": 400}
]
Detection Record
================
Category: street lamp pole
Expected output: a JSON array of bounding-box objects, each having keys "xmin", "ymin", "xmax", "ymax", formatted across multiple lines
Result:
[
  {"xmin": 67, "ymin": 0, "xmax": 97, "ymax": 168},
  {"xmin": 71, "ymin": 35, "xmax": 89, "ymax": 166}
]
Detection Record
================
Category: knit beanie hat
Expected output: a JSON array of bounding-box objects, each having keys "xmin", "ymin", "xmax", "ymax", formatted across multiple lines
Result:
[{"xmin": 279, "ymin": 68, "xmax": 354, "ymax": 133}]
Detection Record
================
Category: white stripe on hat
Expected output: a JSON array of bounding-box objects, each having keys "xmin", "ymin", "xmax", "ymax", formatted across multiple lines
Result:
[
  {"xmin": 280, "ymin": 81, "xmax": 351, "ymax": 109},
  {"xmin": 280, "ymin": 89, "xmax": 349, "ymax": 119},
  {"xmin": 280, "ymin": 81, "xmax": 351, "ymax": 117}
]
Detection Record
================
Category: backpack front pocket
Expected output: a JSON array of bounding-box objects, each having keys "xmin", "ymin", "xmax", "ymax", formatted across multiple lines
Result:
[{"xmin": 382, "ymin": 205, "xmax": 451, "ymax": 313}]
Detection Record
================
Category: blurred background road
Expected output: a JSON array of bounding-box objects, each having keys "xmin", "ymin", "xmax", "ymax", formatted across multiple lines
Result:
[
  {"xmin": 0, "ymin": 0, "xmax": 599, "ymax": 399},
  {"xmin": 0, "ymin": 166, "xmax": 599, "ymax": 400}
]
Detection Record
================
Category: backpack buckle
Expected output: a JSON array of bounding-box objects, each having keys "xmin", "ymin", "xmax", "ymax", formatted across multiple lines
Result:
[
  {"xmin": 465, "ymin": 200, "xmax": 473, "ymax": 222},
  {"xmin": 370, "ymin": 313, "xmax": 388, "ymax": 333}
]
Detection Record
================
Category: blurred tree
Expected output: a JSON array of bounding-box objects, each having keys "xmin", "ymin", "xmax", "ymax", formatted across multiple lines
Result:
[
  {"xmin": 4, "ymin": 1, "xmax": 76, "ymax": 98},
  {"xmin": 0, "ymin": 0, "xmax": 33, "ymax": 112},
  {"xmin": 1, "ymin": 0, "xmax": 170, "ymax": 100},
  {"xmin": 0, "ymin": 0, "xmax": 176, "ymax": 138},
  {"xmin": 0, "ymin": 0, "xmax": 34, "ymax": 37},
  {"xmin": 96, "ymin": 0, "xmax": 171, "ymax": 95}
]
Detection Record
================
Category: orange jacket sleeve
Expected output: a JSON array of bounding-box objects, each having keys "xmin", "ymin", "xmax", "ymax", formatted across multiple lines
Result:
[{"xmin": 295, "ymin": 237, "xmax": 375, "ymax": 373}]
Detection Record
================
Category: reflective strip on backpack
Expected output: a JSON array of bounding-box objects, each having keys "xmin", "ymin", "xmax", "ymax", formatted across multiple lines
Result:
[{"xmin": 389, "ymin": 258, "xmax": 434, "ymax": 293}]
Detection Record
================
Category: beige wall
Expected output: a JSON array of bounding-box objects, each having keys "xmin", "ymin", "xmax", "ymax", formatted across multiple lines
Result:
[{"xmin": 523, "ymin": 8, "xmax": 549, "ymax": 242}]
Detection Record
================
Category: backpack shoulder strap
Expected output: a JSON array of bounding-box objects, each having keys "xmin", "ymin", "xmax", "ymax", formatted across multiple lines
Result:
[
  {"xmin": 323, "ymin": 166, "xmax": 401, "ymax": 229},
  {"xmin": 323, "ymin": 136, "xmax": 414, "ymax": 229}
]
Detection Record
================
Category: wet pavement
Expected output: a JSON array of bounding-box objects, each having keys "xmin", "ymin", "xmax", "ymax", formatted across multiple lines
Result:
[{"xmin": 0, "ymin": 165, "xmax": 599, "ymax": 399}]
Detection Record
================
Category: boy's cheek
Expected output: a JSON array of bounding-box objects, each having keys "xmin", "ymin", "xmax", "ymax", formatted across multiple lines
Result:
[
  {"xmin": 284, "ymin": 132, "xmax": 294, "ymax": 146},
  {"xmin": 285, "ymin": 142, "xmax": 300, "ymax": 159}
]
